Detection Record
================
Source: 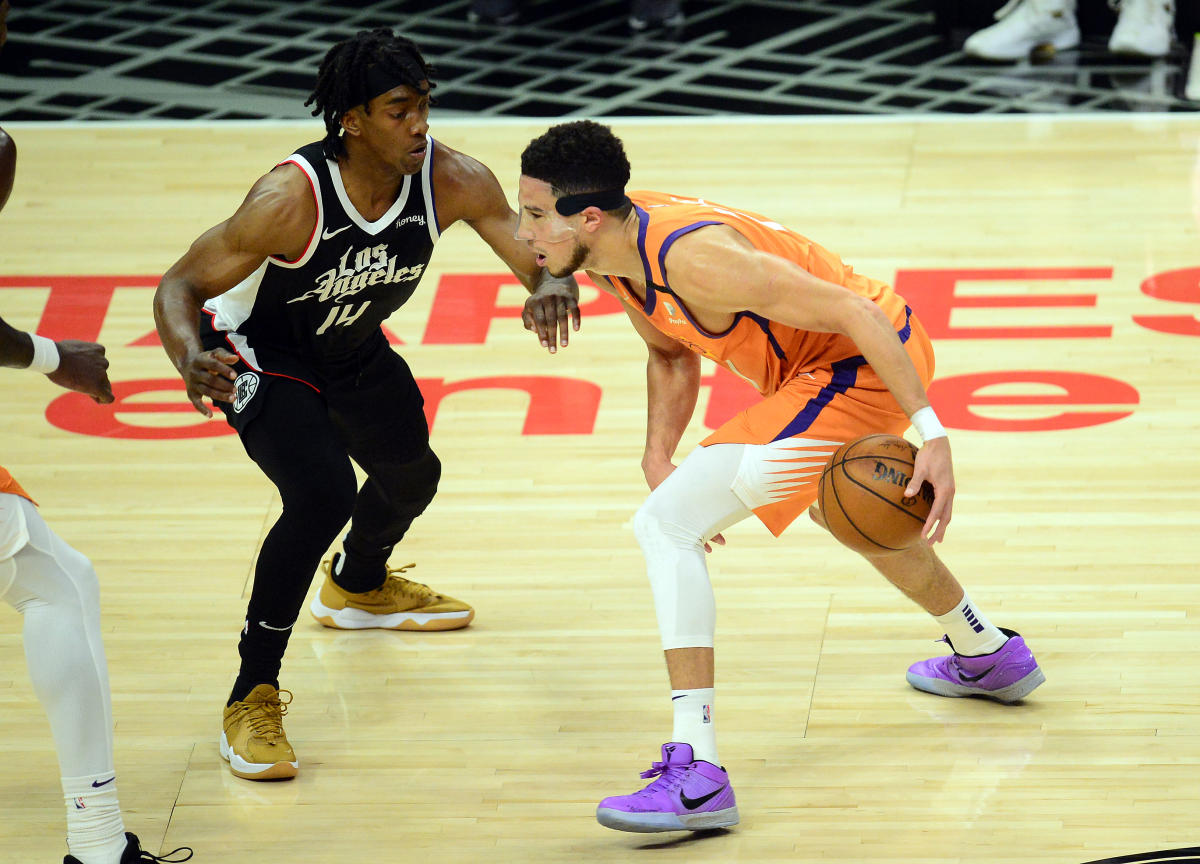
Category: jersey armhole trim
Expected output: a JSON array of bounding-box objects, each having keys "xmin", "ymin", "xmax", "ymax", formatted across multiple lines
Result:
[
  {"xmin": 269, "ymin": 155, "xmax": 322, "ymax": 268},
  {"xmin": 423, "ymin": 137, "xmax": 441, "ymax": 243}
]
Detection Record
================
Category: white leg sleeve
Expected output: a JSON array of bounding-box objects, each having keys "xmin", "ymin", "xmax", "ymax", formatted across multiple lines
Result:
[
  {"xmin": 1, "ymin": 497, "xmax": 115, "ymax": 777},
  {"xmin": 632, "ymin": 444, "xmax": 752, "ymax": 650}
]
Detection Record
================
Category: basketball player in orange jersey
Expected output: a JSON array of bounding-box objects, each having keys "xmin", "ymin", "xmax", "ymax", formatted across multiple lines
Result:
[
  {"xmin": 516, "ymin": 120, "xmax": 1045, "ymax": 833},
  {"xmin": 154, "ymin": 29, "xmax": 578, "ymax": 782},
  {"xmin": 1, "ymin": 112, "xmax": 192, "ymax": 864}
]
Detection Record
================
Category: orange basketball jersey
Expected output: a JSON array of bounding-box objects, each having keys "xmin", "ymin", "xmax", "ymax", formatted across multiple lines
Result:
[
  {"xmin": 602, "ymin": 190, "xmax": 911, "ymax": 397},
  {"xmin": 0, "ymin": 465, "xmax": 33, "ymax": 503}
]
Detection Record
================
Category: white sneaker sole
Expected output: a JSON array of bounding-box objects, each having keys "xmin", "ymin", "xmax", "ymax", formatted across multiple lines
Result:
[
  {"xmin": 965, "ymin": 26, "xmax": 1080, "ymax": 60},
  {"xmin": 1108, "ymin": 36, "xmax": 1170, "ymax": 57},
  {"xmin": 596, "ymin": 804, "xmax": 739, "ymax": 833},
  {"xmin": 219, "ymin": 731, "xmax": 298, "ymax": 781},
  {"xmin": 906, "ymin": 666, "xmax": 1046, "ymax": 703},
  {"xmin": 309, "ymin": 596, "xmax": 474, "ymax": 631}
]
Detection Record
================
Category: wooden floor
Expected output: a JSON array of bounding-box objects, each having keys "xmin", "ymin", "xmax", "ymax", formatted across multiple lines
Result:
[{"xmin": 1, "ymin": 115, "xmax": 1199, "ymax": 863}]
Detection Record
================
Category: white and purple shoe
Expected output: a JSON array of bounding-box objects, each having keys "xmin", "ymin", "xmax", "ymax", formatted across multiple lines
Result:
[
  {"xmin": 907, "ymin": 628, "xmax": 1045, "ymax": 703},
  {"xmin": 596, "ymin": 743, "xmax": 738, "ymax": 833}
]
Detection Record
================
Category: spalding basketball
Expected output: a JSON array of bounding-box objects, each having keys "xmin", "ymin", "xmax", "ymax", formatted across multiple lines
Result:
[{"xmin": 817, "ymin": 434, "xmax": 934, "ymax": 554}]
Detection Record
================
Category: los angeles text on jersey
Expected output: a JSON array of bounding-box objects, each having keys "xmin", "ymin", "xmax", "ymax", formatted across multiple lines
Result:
[{"xmin": 290, "ymin": 243, "xmax": 426, "ymax": 335}]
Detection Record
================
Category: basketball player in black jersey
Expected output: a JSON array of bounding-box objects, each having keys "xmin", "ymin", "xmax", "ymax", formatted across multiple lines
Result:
[{"xmin": 153, "ymin": 29, "xmax": 580, "ymax": 781}]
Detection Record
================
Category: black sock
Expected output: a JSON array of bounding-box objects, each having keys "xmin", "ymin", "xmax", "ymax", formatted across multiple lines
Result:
[{"xmin": 331, "ymin": 545, "xmax": 390, "ymax": 594}]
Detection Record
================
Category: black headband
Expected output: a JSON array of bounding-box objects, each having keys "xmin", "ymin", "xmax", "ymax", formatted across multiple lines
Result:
[
  {"xmin": 555, "ymin": 188, "xmax": 630, "ymax": 216},
  {"xmin": 364, "ymin": 62, "xmax": 428, "ymax": 105}
]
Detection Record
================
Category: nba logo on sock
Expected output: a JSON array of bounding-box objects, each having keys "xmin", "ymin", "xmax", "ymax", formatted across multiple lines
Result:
[
  {"xmin": 702, "ymin": 704, "xmax": 711, "ymax": 724},
  {"xmin": 73, "ymin": 797, "xmax": 86, "ymax": 810},
  {"xmin": 962, "ymin": 603, "xmax": 985, "ymax": 634}
]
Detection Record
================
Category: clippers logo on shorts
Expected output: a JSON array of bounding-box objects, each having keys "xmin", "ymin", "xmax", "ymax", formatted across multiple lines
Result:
[{"xmin": 232, "ymin": 372, "xmax": 260, "ymax": 413}]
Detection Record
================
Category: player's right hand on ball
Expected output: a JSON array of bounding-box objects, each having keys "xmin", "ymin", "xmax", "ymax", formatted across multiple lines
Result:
[
  {"xmin": 908, "ymin": 437, "xmax": 954, "ymax": 544},
  {"xmin": 183, "ymin": 347, "xmax": 238, "ymax": 417}
]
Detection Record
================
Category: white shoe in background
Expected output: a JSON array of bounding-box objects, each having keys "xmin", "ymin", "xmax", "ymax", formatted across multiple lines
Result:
[
  {"xmin": 964, "ymin": 0, "xmax": 1080, "ymax": 61},
  {"xmin": 1108, "ymin": 0, "xmax": 1175, "ymax": 57}
]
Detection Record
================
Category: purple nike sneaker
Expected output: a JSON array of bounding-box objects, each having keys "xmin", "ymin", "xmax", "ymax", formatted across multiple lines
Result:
[
  {"xmin": 596, "ymin": 742, "xmax": 739, "ymax": 833},
  {"xmin": 907, "ymin": 627, "xmax": 1045, "ymax": 703}
]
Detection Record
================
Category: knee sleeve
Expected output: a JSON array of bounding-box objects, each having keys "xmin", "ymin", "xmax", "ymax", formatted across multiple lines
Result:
[
  {"xmin": 632, "ymin": 495, "xmax": 718, "ymax": 651},
  {"xmin": 1, "ymin": 500, "xmax": 114, "ymax": 777},
  {"xmin": 630, "ymin": 445, "xmax": 753, "ymax": 651}
]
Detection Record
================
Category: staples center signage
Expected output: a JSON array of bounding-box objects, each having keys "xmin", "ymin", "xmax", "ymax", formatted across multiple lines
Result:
[{"xmin": 2, "ymin": 266, "xmax": 1192, "ymax": 440}]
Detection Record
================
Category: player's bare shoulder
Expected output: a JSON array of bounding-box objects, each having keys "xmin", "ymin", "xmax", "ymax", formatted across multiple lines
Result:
[
  {"xmin": 663, "ymin": 223, "xmax": 755, "ymax": 296},
  {"xmin": 229, "ymin": 161, "xmax": 317, "ymax": 259},
  {"xmin": 429, "ymin": 140, "xmax": 508, "ymax": 226}
]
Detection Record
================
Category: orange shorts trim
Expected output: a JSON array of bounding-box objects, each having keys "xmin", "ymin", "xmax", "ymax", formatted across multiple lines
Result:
[
  {"xmin": 0, "ymin": 466, "xmax": 33, "ymax": 504},
  {"xmin": 703, "ymin": 313, "xmax": 935, "ymax": 537}
]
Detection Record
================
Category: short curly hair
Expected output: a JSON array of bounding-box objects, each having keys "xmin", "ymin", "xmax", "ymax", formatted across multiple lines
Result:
[
  {"xmin": 521, "ymin": 120, "xmax": 632, "ymax": 213},
  {"xmin": 305, "ymin": 28, "xmax": 436, "ymax": 160}
]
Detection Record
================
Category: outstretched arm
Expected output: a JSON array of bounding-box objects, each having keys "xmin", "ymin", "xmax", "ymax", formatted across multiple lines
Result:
[
  {"xmin": 665, "ymin": 226, "xmax": 954, "ymax": 543},
  {"xmin": 0, "ymin": 314, "xmax": 114, "ymax": 404},
  {"xmin": 153, "ymin": 163, "xmax": 315, "ymax": 416},
  {"xmin": 433, "ymin": 146, "xmax": 580, "ymax": 353},
  {"xmin": 0, "ymin": 128, "xmax": 113, "ymax": 404}
]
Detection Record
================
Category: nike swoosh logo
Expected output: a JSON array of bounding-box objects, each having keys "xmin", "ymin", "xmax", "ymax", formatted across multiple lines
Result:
[
  {"xmin": 679, "ymin": 784, "xmax": 727, "ymax": 810},
  {"xmin": 257, "ymin": 621, "xmax": 293, "ymax": 632},
  {"xmin": 959, "ymin": 665, "xmax": 995, "ymax": 683},
  {"xmin": 92, "ymin": 777, "xmax": 115, "ymax": 788},
  {"xmin": 322, "ymin": 224, "xmax": 351, "ymax": 239}
]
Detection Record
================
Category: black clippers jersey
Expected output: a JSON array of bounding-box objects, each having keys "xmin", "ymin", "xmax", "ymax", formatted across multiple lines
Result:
[{"xmin": 204, "ymin": 139, "xmax": 440, "ymax": 367}]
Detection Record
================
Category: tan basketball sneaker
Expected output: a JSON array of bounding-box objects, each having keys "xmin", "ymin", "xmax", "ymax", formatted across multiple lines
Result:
[
  {"xmin": 309, "ymin": 556, "xmax": 474, "ymax": 631},
  {"xmin": 220, "ymin": 684, "xmax": 299, "ymax": 780}
]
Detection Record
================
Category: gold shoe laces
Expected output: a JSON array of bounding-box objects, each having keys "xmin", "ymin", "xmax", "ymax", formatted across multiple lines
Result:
[
  {"xmin": 239, "ymin": 689, "xmax": 292, "ymax": 743},
  {"xmin": 379, "ymin": 562, "xmax": 441, "ymax": 601}
]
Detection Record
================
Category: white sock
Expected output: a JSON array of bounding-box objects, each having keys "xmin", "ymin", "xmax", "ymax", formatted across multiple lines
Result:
[
  {"xmin": 671, "ymin": 688, "xmax": 718, "ymax": 765},
  {"xmin": 62, "ymin": 774, "xmax": 126, "ymax": 864},
  {"xmin": 935, "ymin": 592, "xmax": 1007, "ymax": 656}
]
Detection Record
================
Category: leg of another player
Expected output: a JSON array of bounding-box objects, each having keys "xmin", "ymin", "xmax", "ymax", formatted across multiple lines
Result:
[{"xmin": 1, "ymin": 497, "xmax": 127, "ymax": 864}]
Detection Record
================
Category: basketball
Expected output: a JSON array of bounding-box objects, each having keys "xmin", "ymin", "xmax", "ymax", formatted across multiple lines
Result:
[{"xmin": 817, "ymin": 434, "xmax": 934, "ymax": 554}]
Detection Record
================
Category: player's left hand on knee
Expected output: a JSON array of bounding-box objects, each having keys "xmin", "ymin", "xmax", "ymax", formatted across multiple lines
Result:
[
  {"xmin": 907, "ymin": 438, "xmax": 954, "ymax": 545},
  {"xmin": 522, "ymin": 284, "xmax": 580, "ymax": 354}
]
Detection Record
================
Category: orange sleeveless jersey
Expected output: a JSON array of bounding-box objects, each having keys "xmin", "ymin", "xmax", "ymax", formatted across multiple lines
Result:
[
  {"xmin": 602, "ymin": 190, "xmax": 910, "ymax": 396},
  {"xmin": 0, "ymin": 465, "xmax": 33, "ymax": 503}
]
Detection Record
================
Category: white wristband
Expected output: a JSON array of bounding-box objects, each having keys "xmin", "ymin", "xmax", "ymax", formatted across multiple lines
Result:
[
  {"xmin": 28, "ymin": 335, "xmax": 61, "ymax": 374},
  {"xmin": 911, "ymin": 406, "xmax": 947, "ymax": 443}
]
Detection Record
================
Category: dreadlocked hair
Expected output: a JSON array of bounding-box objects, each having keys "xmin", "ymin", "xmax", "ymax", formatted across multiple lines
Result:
[{"xmin": 304, "ymin": 28, "xmax": 436, "ymax": 160}]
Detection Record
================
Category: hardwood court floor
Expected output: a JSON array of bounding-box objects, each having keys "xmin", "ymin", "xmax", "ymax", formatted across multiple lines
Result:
[{"xmin": 1, "ymin": 116, "xmax": 1199, "ymax": 863}]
